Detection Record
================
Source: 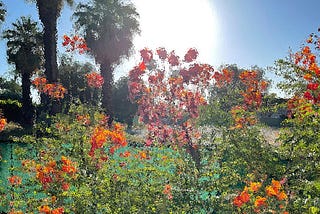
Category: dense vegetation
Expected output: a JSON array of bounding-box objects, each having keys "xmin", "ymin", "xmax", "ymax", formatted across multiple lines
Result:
[{"xmin": 0, "ymin": 0, "xmax": 320, "ymax": 213}]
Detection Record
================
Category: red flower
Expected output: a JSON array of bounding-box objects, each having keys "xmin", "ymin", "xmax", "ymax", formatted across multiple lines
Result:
[
  {"xmin": 168, "ymin": 51, "xmax": 180, "ymax": 66},
  {"xmin": 140, "ymin": 48, "xmax": 153, "ymax": 63},
  {"xmin": 51, "ymin": 207, "xmax": 64, "ymax": 214},
  {"xmin": 62, "ymin": 182, "xmax": 70, "ymax": 191},
  {"xmin": 156, "ymin": 47, "xmax": 167, "ymax": 60},
  {"xmin": 233, "ymin": 195, "xmax": 244, "ymax": 207},
  {"xmin": 239, "ymin": 190, "xmax": 250, "ymax": 203},
  {"xmin": 184, "ymin": 48, "xmax": 198, "ymax": 62},
  {"xmin": 307, "ymin": 82, "xmax": 319, "ymax": 90},
  {"xmin": 139, "ymin": 61, "xmax": 146, "ymax": 71},
  {"xmin": 233, "ymin": 190, "xmax": 250, "ymax": 207},
  {"xmin": 304, "ymin": 91, "xmax": 314, "ymax": 100},
  {"xmin": 85, "ymin": 72, "xmax": 104, "ymax": 88}
]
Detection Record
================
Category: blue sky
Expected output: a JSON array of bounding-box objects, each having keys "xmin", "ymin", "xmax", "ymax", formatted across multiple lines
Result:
[{"xmin": 0, "ymin": 0, "xmax": 320, "ymax": 95}]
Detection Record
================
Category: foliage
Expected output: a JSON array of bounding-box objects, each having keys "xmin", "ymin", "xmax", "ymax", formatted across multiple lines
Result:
[
  {"xmin": 0, "ymin": 77, "xmax": 22, "ymax": 101},
  {"xmin": 58, "ymin": 55, "xmax": 102, "ymax": 108},
  {"xmin": 111, "ymin": 76, "xmax": 137, "ymax": 128},
  {"xmin": 0, "ymin": 99, "xmax": 22, "ymax": 123},
  {"xmin": 274, "ymin": 30, "xmax": 320, "ymax": 213}
]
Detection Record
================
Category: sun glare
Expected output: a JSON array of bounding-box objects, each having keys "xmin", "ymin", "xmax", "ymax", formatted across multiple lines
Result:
[{"xmin": 133, "ymin": 0, "xmax": 218, "ymax": 63}]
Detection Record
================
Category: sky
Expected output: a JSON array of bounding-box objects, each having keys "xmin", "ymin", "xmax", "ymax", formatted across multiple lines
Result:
[{"xmin": 0, "ymin": 0, "xmax": 320, "ymax": 96}]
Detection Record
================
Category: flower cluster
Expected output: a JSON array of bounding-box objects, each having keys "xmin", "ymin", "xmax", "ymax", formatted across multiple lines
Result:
[
  {"xmin": 8, "ymin": 175, "xmax": 22, "ymax": 186},
  {"xmin": 0, "ymin": 117, "xmax": 7, "ymax": 132},
  {"xmin": 287, "ymin": 96, "xmax": 314, "ymax": 119},
  {"xmin": 23, "ymin": 156, "xmax": 77, "ymax": 190},
  {"xmin": 233, "ymin": 179, "xmax": 288, "ymax": 213},
  {"xmin": 239, "ymin": 70, "xmax": 268, "ymax": 110},
  {"xmin": 213, "ymin": 68, "xmax": 234, "ymax": 88},
  {"xmin": 76, "ymin": 114, "xmax": 91, "ymax": 125},
  {"xmin": 32, "ymin": 77, "xmax": 67, "ymax": 99},
  {"xmin": 229, "ymin": 70, "xmax": 268, "ymax": 129},
  {"xmin": 129, "ymin": 47, "xmax": 213, "ymax": 147},
  {"xmin": 89, "ymin": 122, "xmax": 127, "ymax": 160},
  {"xmin": 85, "ymin": 72, "xmax": 104, "ymax": 88},
  {"xmin": 38, "ymin": 205, "xmax": 64, "ymax": 214},
  {"xmin": 291, "ymin": 31, "xmax": 320, "ymax": 104},
  {"xmin": 62, "ymin": 35, "xmax": 88, "ymax": 54},
  {"xmin": 163, "ymin": 184, "xmax": 173, "ymax": 200},
  {"xmin": 230, "ymin": 105, "xmax": 257, "ymax": 129}
]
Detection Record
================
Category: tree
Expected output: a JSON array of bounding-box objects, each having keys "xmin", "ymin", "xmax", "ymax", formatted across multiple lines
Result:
[
  {"xmin": 111, "ymin": 76, "xmax": 137, "ymax": 128},
  {"xmin": 3, "ymin": 16, "xmax": 43, "ymax": 126},
  {"xmin": 58, "ymin": 55, "xmax": 100, "ymax": 109},
  {"xmin": 0, "ymin": 1, "xmax": 6, "ymax": 23},
  {"xmin": 199, "ymin": 64, "xmax": 268, "ymax": 127},
  {"xmin": 73, "ymin": 0, "xmax": 140, "ymax": 121},
  {"xmin": 26, "ymin": 0, "xmax": 73, "ymax": 114},
  {"xmin": 129, "ymin": 48, "xmax": 213, "ymax": 168}
]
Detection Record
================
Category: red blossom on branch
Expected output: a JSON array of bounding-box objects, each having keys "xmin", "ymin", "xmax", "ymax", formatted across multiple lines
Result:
[
  {"xmin": 129, "ymin": 48, "xmax": 213, "ymax": 148},
  {"xmin": 85, "ymin": 72, "xmax": 104, "ymax": 88},
  {"xmin": 32, "ymin": 77, "xmax": 67, "ymax": 100},
  {"xmin": 62, "ymin": 35, "xmax": 89, "ymax": 54}
]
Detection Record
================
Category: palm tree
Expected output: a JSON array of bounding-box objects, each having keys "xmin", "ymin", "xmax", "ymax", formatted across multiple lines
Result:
[
  {"xmin": 27, "ymin": 0, "xmax": 73, "ymax": 83},
  {"xmin": 0, "ymin": 1, "xmax": 6, "ymax": 22},
  {"xmin": 26, "ymin": 0, "xmax": 73, "ymax": 114},
  {"xmin": 3, "ymin": 17, "xmax": 43, "ymax": 126},
  {"xmin": 73, "ymin": 0, "xmax": 140, "ymax": 121}
]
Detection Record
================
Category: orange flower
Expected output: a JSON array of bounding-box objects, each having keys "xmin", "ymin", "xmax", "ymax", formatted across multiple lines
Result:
[
  {"xmin": 271, "ymin": 179, "xmax": 281, "ymax": 192},
  {"xmin": 39, "ymin": 205, "xmax": 51, "ymax": 214},
  {"xmin": 266, "ymin": 185, "xmax": 277, "ymax": 197},
  {"xmin": 163, "ymin": 184, "xmax": 172, "ymax": 195},
  {"xmin": 254, "ymin": 196, "xmax": 267, "ymax": 207},
  {"xmin": 249, "ymin": 182, "xmax": 262, "ymax": 192},
  {"xmin": 277, "ymin": 191, "xmax": 288, "ymax": 201},
  {"xmin": 0, "ymin": 118, "xmax": 7, "ymax": 132},
  {"xmin": 8, "ymin": 175, "xmax": 22, "ymax": 186},
  {"xmin": 239, "ymin": 190, "xmax": 250, "ymax": 203},
  {"xmin": 120, "ymin": 151, "xmax": 131, "ymax": 158},
  {"xmin": 139, "ymin": 151, "xmax": 147, "ymax": 159},
  {"xmin": 233, "ymin": 195, "xmax": 244, "ymax": 207},
  {"xmin": 51, "ymin": 207, "xmax": 64, "ymax": 214}
]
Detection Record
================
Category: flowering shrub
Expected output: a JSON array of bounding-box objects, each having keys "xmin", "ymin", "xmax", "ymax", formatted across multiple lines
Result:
[
  {"xmin": 233, "ymin": 179, "xmax": 288, "ymax": 213},
  {"xmin": 32, "ymin": 77, "xmax": 67, "ymax": 99},
  {"xmin": 129, "ymin": 47, "xmax": 213, "ymax": 168}
]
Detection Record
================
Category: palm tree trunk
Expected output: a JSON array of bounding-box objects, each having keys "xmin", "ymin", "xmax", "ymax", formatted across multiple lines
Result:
[
  {"xmin": 43, "ymin": 20, "xmax": 58, "ymax": 83},
  {"xmin": 100, "ymin": 62, "xmax": 114, "ymax": 125},
  {"xmin": 21, "ymin": 72, "xmax": 33, "ymax": 127},
  {"xmin": 37, "ymin": 1, "xmax": 60, "ymax": 114}
]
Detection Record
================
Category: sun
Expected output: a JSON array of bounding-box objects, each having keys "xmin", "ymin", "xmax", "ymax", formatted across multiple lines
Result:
[{"xmin": 133, "ymin": 0, "xmax": 219, "ymax": 63}]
